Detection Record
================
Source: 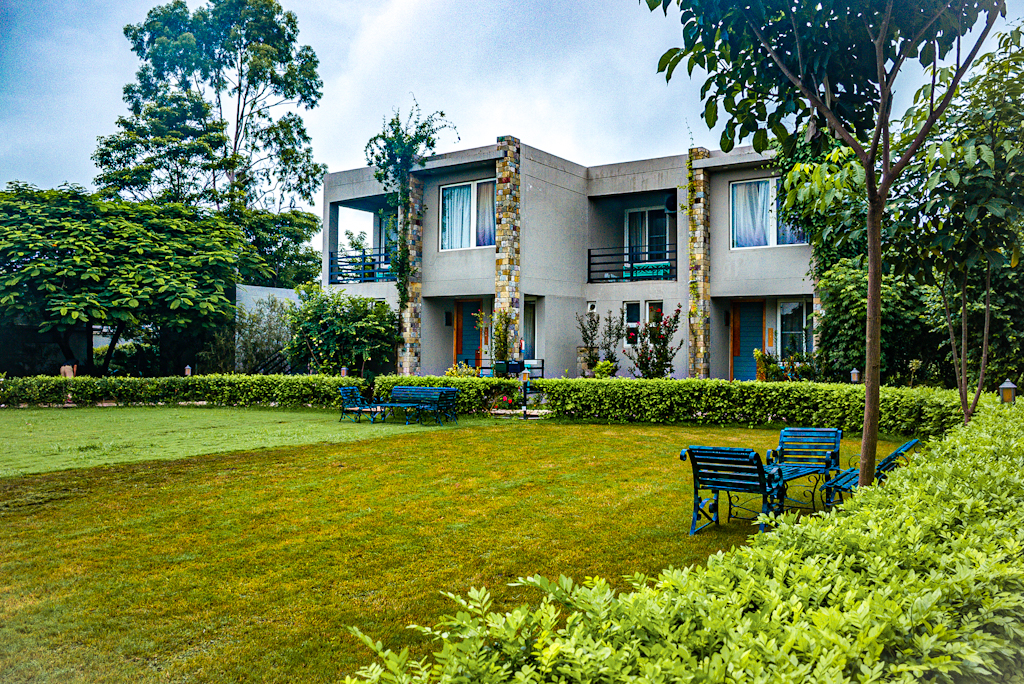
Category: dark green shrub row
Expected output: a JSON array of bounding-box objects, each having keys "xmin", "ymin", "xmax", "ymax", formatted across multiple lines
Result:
[
  {"xmin": 533, "ymin": 378, "xmax": 970, "ymax": 438},
  {"xmin": 347, "ymin": 402, "xmax": 1024, "ymax": 682},
  {"xmin": 0, "ymin": 374, "xmax": 362, "ymax": 408},
  {"xmin": 373, "ymin": 375, "xmax": 523, "ymax": 415}
]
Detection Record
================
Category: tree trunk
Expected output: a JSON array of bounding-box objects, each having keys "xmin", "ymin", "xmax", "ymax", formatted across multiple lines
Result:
[
  {"xmin": 859, "ymin": 196, "xmax": 884, "ymax": 487},
  {"xmin": 100, "ymin": 321, "xmax": 127, "ymax": 376}
]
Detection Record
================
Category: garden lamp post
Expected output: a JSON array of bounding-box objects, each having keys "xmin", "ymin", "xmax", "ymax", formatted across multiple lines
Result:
[
  {"xmin": 999, "ymin": 379, "xmax": 1017, "ymax": 405},
  {"xmin": 521, "ymin": 369, "xmax": 531, "ymax": 420},
  {"xmin": 185, "ymin": 365, "xmax": 191, "ymax": 377},
  {"xmin": 850, "ymin": 368, "xmax": 860, "ymax": 383}
]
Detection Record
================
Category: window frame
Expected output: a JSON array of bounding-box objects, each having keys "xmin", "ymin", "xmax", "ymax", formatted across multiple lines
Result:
[
  {"xmin": 624, "ymin": 301, "xmax": 641, "ymax": 347},
  {"xmin": 438, "ymin": 178, "xmax": 497, "ymax": 252},
  {"xmin": 729, "ymin": 178, "xmax": 806, "ymax": 251},
  {"xmin": 623, "ymin": 206, "xmax": 670, "ymax": 263},
  {"xmin": 776, "ymin": 298, "xmax": 815, "ymax": 356}
]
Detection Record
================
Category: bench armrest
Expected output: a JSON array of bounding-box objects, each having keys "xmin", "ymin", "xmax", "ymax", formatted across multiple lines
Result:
[{"xmin": 765, "ymin": 448, "xmax": 779, "ymax": 465}]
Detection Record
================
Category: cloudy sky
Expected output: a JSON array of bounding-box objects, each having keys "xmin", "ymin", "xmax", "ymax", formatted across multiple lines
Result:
[{"xmin": 2, "ymin": 0, "xmax": 1020, "ymax": 239}]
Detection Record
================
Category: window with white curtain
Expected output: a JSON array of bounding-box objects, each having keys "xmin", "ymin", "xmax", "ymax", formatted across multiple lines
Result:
[
  {"xmin": 731, "ymin": 179, "xmax": 806, "ymax": 249},
  {"xmin": 624, "ymin": 208, "xmax": 669, "ymax": 262},
  {"xmin": 778, "ymin": 300, "xmax": 814, "ymax": 356},
  {"xmin": 440, "ymin": 179, "xmax": 496, "ymax": 250}
]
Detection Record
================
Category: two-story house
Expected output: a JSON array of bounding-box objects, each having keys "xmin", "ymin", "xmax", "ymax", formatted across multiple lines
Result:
[{"xmin": 321, "ymin": 137, "xmax": 815, "ymax": 380}]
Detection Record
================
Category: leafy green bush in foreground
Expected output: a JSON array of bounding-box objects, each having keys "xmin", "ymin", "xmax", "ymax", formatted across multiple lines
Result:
[{"xmin": 346, "ymin": 402, "xmax": 1024, "ymax": 682}]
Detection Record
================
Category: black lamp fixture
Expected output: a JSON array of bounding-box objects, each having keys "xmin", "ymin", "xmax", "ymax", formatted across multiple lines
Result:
[{"xmin": 999, "ymin": 379, "xmax": 1017, "ymax": 405}]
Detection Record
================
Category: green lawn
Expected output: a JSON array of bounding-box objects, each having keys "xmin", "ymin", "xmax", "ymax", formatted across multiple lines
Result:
[
  {"xmin": 0, "ymin": 406, "xmax": 465, "ymax": 477},
  {"xmin": 0, "ymin": 409, "xmax": 905, "ymax": 682}
]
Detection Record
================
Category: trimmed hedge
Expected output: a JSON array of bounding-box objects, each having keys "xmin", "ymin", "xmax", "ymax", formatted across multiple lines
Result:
[
  {"xmin": 533, "ymin": 378, "xmax": 970, "ymax": 439},
  {"xmin": 347, "ymin": 402, "xmax": 1024, "ymax": 683},
  {"xmin": 0, "ymin": 374, "xmax": 363, "ymax": 408},
  {"xmin": 373, "ymin": 375, "xmax": 522, "ymax": 415}
]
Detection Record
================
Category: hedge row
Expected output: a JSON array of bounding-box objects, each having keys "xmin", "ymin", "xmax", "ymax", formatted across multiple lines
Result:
[
  {"xmin": 0, "ymin": 374, "xmax": 363, "ymax": 408},
  {"xmin": 347, "ymin": 402, "xmax": 1024, "ymax": 682},
  {"xmin": 373, "ymin": 375, "xmax": 523, "ymax": 415},
  {"xmin": 533, "ymin": 378, "xmax": 970, "ymax": 438}
]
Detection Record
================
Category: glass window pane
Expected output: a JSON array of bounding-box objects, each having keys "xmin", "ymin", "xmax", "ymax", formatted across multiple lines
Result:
[
  {"xmin": 647, "ymin": 301, "xmax": 663, "ymax": 323},
  {"xmin": 627, "ymin": 212, "xmax": 644, "ymax": 263},
  {"xmin": 779, "ymin": 301, "xmax": 805, "ymax": 356},
  {"xmin": 731, "ymin": 181, "xmax": 769, "ymax": 248},
  {"xmin": 776, "ymin": 181, "xmax": 806, "ymax": 245},
  {"xmin": 441, "ymin": 185, "xmax": 472, "ymax": 250},
  {"xmin": 476, "ymin": 181, "xmax": 496, "ymax": 247},
  {"xmin": 626, "ymin": 302, "xmax": 640, "ymax": 345},
  {"xmin": 648, "ymin": 210, "xmax": 667, "ymax": 260}
]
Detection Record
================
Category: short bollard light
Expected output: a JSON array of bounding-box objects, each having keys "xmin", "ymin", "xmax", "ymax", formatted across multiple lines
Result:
[
  {"xmin": 999, "ymin": 379, "xmax": 1017, "ymax": 405},
  {"xmin": 340, "ymin": 367, "xmax": 348, "ymax": 377},
  {"xmin": 184, "ymin": 365, "xmax": 192, "ymax": 377},
  {"xmin": 521, "ymin": 369, "xmax": 531, "ymax": 419},
  {"xmin": 850, "ymin": 368, "xmax": 861, "ymax": 383}
]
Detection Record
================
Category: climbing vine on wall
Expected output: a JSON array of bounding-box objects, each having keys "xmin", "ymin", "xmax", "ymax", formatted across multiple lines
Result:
[{"xmin": 364, "ymin": 100, "xmax": 457, "ymax": 316}]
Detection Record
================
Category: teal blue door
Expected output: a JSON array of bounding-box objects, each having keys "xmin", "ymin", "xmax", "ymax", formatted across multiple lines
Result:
[{"xmin": 732, "ymin": 302, "xmax": 763, "ymax": 381}]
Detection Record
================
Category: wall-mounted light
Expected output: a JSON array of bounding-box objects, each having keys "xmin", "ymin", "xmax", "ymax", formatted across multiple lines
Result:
[
  {"xmin": 850, "ymin": 368, "xmax": 861, "ymax": 383},
  {"xmin": 999, "ymin": 379, "xmax": 1017, "ymax": 405}
]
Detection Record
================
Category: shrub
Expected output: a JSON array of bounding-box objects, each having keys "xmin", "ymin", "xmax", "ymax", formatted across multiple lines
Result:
[
  {"xmin": 0, "ymin": 374, "xmax": 362, "ymax": 408},
  {"xmin": 345, "ymin": 402, "xmax": 1024, "ymax": 682},
  {"xmin": 373, "ymin": 375, "xmax": 521, "ymax": 415},
  {"xmin": 622, "ymin": 303, "xmax": 684, "ymax": 378},
  {"xmin": 532, "ymin": 378, "xmax": 970, "ymax": 439}
]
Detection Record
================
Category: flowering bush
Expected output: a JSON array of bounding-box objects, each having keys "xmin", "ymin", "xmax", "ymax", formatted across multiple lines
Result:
[{"xmin": 622, "ymin": 303, "xmax": 684, "ymax": 378}]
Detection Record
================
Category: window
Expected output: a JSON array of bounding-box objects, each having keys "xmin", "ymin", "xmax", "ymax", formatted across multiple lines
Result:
[
  {"xmin": 647, "ymin": 301, "xmax": 663, "ymax": 324},
  {"xmin": 731, "ymin": 179, "xmax": 806, "ymax": 249},
  {"xmin": 778, "ymin": 300, "xmax": 814, "ymax": 356},
  {"xmin": 625, "ymin": 301, "xmax": 641, "ymax": 345},
  {"xmin": 440, "ymin": 179, "xmax": 496, "ymax": 250},
  {"xmin": 625, "ymin": 208, "xmax": 669, "ymax": 262}
]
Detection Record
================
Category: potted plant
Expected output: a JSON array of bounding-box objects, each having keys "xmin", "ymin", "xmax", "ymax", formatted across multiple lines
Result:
[{"xmin": 475, "ymin": 307, "xmax": 516, "ymax": 377}]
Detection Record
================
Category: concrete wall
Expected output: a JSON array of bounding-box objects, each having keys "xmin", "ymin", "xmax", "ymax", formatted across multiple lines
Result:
[
  {"xmin": 534, "ymin": 294, "xmax": 584, "ymax": 378},
  {"xmin": 707, "ymin": 166, "xmax": 814, "ymax": 298},
  {"xmin": 235, "ymin": 284, "xmax": 301, "ymax": 310},
  {"xmin": 419, "ymin": 162, "xmax": 498, "ymax": 298}
]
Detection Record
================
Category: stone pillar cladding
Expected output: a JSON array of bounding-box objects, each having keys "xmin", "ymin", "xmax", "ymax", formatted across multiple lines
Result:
[
  {"xmin": 494, "ymin": 136, "xmax": 522, "ymax": 358},
  {"xmin": 687, "ymin": 147, "xmax": 712, "ymax": 379},
  {"xmin": 398, "ymin": 174, "xmax": 425, "ymax": 375}
]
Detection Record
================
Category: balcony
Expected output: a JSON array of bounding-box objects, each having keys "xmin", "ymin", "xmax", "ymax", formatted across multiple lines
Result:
[
  {"xmin": 328, "ymin": 249, "xmax": 397, "ymax": 285},
  {"xmin": 588, "ymin": 244, "xmax": 677, "ymax": 283}
]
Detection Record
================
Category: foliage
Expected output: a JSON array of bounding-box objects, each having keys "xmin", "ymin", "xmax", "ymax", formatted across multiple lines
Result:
[
  {"xmin": 346, "ymin": 400, "xmax": 1024, "ymax": 682},
  {"xmin": 753, "ymin": 348, "xmax": 785, "ymax": 382},
  {"xmin": 373, "ymin": 375, "xmax": 522, "ymax": 416},
  {"xmin": 622, "ymin": 303, "xmax": 683, "ymax": 378},
  {"xmin": 103, "ymin": 0, "xmax": 327, "ymax": 212},
  {"xmin": 365, "ymin": 101, "xmax": 457, "ymax": 315},
  {"xmin": 574, "ymin": 311, "xmax": 600, "ymax": 371},
  {"xmin": 0, "ymin": 373, "xmax": 361, "ymax": 408},
  {"xmin": 598, "ymin": 306, "xmax": 627, "ymax": 376},
  {"xmin": 815, "ymin": 259, "xmax": 943, "ymax": 384},
  {"xmin": 473, "ymin": 308, "xmax": 516, "ymax": 364},
  {"xmin": 286, "ymin": 285, "xmax": 399, "ymax": 377},
  {"xmin": 648, "ymin": 0, "xmax": 1003, "ymax": 482},
  {"xmin": 227, "ymin": 206, "xmax": 321, "ymax": 288},
  {"xmin": 533, "ymin": 377, "xmax": 969, "ymax": 439},
  {"xmin": 92, "ymin": 90, "xmax": 232, "ymax": 206},
  {"xmin": 443, "ymin": 361, "xmax": 479, "ymax": 378},
  {"xmin": 592, "ymin": 360, "xmax": 615, "ymax": 380},
  {"xmin": 0, "ymin": 183, "xmax": 252, "ymax": 368}
]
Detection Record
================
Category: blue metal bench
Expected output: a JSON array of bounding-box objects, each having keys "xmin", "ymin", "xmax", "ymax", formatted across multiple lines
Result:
[
  {"xmin": 681, "ymin": 446, "xmax": 785, "ymax": 535},
  {"xmin": 767, "ymin": 427, "xmax": 843, "ymax": 508},
  {"xmin": 338, "ymin": 386, "xmax": 381, "ymax": 423},
  {"xmin": 375, "ymin": 386, "xmax": 458, "ymax": 425},
  {"xmin": 822, "ymin": 438, "xmax": 919, "ymax": 503}
]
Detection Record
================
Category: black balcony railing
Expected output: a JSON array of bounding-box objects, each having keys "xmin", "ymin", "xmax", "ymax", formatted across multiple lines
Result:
[
  {"xmin": 328, "ymin": 249, "xmax": 396, "ymax": 284},
  {"xmin": 588, "ymin": 244, "xmax": 677, "ymax": 283}
]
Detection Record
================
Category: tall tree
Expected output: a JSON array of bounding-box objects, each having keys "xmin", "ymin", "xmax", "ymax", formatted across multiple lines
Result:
[
  {"xmin": 97, "ymin": 0, "xmax": 326, "ymax": 212},
  {"xmin": 0, "ymin": 183, "xmax": 261, "ymax": 374},
  {"xmin": 647, "ymin": 0, "xmax": 1003, "ymax": 485}
]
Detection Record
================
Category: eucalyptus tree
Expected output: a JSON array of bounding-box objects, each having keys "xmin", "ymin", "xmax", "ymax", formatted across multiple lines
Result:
[{"xmin": 647, "ymin": 0, "xmax": 1004, "ymax": 484}]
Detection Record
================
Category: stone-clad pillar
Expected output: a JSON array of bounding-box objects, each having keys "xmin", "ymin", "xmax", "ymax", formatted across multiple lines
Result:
[
  {"xmin": 688, "ymin": 147, "xmax": 711, "ymax": 379},
  {"xmin": 398, "ymin": 174, "xmax": 424, "ymax": 375},
  {"xmin": 494, "ymin": 136, "xmax": 522, "ymax": 356}
]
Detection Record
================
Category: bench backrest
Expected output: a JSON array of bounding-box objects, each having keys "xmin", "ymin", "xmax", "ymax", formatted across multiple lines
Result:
[
  {"xmin": 338, "ymin": 386, "xmax": 368, "ymax": 406},
  {"xmin": 876, "ymin": 438, "xmax": 919, "ymax": 478},
  {"xmin": 682, "ymin": 446, "xmax": 769, "ymax": 495},
  {"xmin": 390, "ymin": 386, "xmax": 444, "ymax": 403},
  {"xmin": 774, "ymin": 427, "xmax": 842, "ymax": 470}
]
